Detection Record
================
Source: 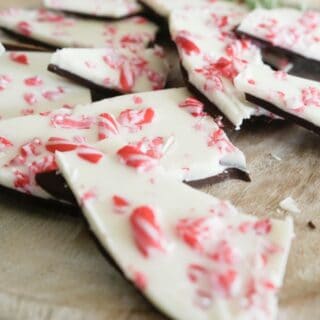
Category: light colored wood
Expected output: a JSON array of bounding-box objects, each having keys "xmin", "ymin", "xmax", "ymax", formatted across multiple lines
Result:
[{"xmin": 0, "ymin": 0, "xmax": 320, "ymax": 319}]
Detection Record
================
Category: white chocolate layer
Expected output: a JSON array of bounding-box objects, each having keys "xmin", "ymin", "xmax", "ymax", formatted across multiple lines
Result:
[
  {"xmin": 0, "ymin": 51, "xmax": 91, "ymax": 119},
  {"xmin": 169, "ymin": 2, "xmax": 268, "ymax": 129},
  {"xmin": 44, "ymin": 0, "xmax": 142, "ymax": 18},
  {"xmin": 50, "ymin": 47, "xmax": 169, "ymax": 94},
  {"xmin": 0, "ymin": 9, "xmax": 158, "ymax": 49},
  {"xmin": 56, "ymin": 148, "xmax": 294, "ymax": 320},
  {"xmin": 72, "ymin": 88, "xmax": 247, "ymax": 182},
  {"xmin": 238, "ymin": 8, "xmax": 320, "ymax": 62},
  {"xmin": 234, "ymin": 64, "xmax": 320, "ymax": 128}
]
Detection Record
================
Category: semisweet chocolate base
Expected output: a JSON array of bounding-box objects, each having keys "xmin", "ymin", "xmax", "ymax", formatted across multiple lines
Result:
[
  {"xmin": 245, "ymin": 94, "xmax": 320, "ymax": 136},
  {"xmin": 236, "ymin": 29, "xmax": 320, "ymax": 81},
  {"xmin": 35, "ymin": 170, "xmax": 77, "ymax": 205},
  {"xmin": 48, "ymin": 63, "xmax": 124, "ymax": 98},
  {"xmin": 36, "ymin": 167, "xmax": 250, "ymax": 206},
  {"xmin": 0, "ymin": 27, "xmax": 58, "ymax": 50},
  {"xmin": 45, "ymin": 8, "xmax": 143, "ymax": 21}
]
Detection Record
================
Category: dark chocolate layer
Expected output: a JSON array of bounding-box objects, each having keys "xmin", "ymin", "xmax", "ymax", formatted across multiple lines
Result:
[
  {"xmin": 236, "ymin": 29, "xmax": 320, "ymax": 81},
  {"xmin": 48, "ymin": 63, "xmax": 124, "ymax": 98},
  {"xmin": 46, "ymin": 8, "xmax": 143, "ymax": 21},
  {"xmin": 35, "ymin": 170, "xmax": 77, "ymax": 205},
  {"xmin": 246, "ymin": 94, "xmax": 320, "ymax": 135},
  {"xmin": 36, "ymin": 166, "xmax": 250, "ymax": 204}
]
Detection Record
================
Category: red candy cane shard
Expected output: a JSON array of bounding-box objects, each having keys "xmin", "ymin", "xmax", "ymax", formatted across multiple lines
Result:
[
  {"xmin": 98, "ymin": 113, "xmax": 119, "ymax": 141},
  {"xmin": 23, "ymin": 93, "xmax": 38, "ymax": 105},
  {"xmin": 17, "ymin": 21, "xmax": 32, "ymax": 36},
  {"xmin": 133, "ymin": 271, "xmax": 147, "ymax": 291},
  {"xmin": 9, "ymin": 52, "xmax": 29, "ymax": 65},
  {"xmin": 118, "ymin": 108, "xmax": 155, "ymax": 131},
  {"xmin": 179, "ymin": 97, "xmax": 205, "ymax": 117},
  {"xmin": 0, "ymin": 137, "xmax": 13, "ymax": 151},
  {"xmin": 45, "ymin": 137, "xmax": 78, "ymax": 153},
  {"xmin": 119, "ymin": 62, "xmax": 135, "ymax": 92},
  {"xmin": 117, "ymin": 145, "xmax": 158, "ymax": 172},
  {"xmin": 176, "ymin": 217, "xmax": 212, "ymax": 253},
  {"xmin": 51, "ymin": 114, "xmax": 94, "ymax": 129},
  {"xmin": 24, "ymin": 76, "xmax": 43, "ymax": 86},
  {"xmin": 254, "ymin": 219, "xmax": 272, "ymax": 235},
  {"xmin": 112, "ymin": 195, "xmax": 130, "ymax": 214},
  {"xmin": 77, "ymin": 145, "xmax": 104, "ymax": 164},
  {"xmin": 130, "ymin": 206, "xmax": 166, "ymax": 257},
  {"xmin": 175, "ymin": 35, "xmax": 200, "ymax": 55}
]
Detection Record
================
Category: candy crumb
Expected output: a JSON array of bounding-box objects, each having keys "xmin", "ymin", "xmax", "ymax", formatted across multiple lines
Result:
[
  {"xmin": 270, "ymin": 153, "xmax": 282, "ymax": 161},
  {"xmin": 279, "ymin": 197, "xmax": 301, "ymax": 214}
]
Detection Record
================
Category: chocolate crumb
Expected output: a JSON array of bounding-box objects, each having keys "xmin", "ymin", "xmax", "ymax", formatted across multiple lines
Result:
[{"xmin": 307, "ymin": 221, "xmax": 316, "ymax": 230}]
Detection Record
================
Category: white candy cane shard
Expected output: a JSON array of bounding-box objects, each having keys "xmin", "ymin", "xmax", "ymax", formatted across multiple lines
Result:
[
  {"xmin": 237, "ymin": 8, "xmax": 320, "ymax": 63},
  {"xmin": 234, "ymin": 63, "xmax": 320, "ymax": 134},
  {"xmin": 0, "ymin": 8, "xmax": 158, "ymax": 49},
  {"xmin": 0, "ymin": 51, "xmax": 91, "ymax": 120},
  {"xmin": 72, "ymin": 88, "xmax": 247, "ymax": 182},
  {"xmin": 44, "ymin": 0, "xmax": 142, "ymax": 19},
  {"xmin": 279, "ymin": 197, "xmax": 301, "ymax": 214},
  {"xmin": 56, "ymin": 148, "xmax": 294, "ymax": 320},
  {"xmin": 49, "ymin": 47, "xmax": 169, "ymax": 94},
  {"xmin": 0, "ymin": 109, "xmax": 99, "ymax": 199},
  {"xmin": 169, "ymin": 2, "xmax": 272, "ymax": 129}
]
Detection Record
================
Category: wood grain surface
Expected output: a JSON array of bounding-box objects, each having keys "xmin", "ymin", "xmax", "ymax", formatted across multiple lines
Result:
[{"xmin": 0, "ymin": 1, "xmax": 320, "ymax": 319}]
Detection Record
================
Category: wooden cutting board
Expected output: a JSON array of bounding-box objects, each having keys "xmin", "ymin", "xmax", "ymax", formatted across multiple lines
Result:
[{"xmin": 1, "ymin": 1, "xmax": 320, "ymax": 319}]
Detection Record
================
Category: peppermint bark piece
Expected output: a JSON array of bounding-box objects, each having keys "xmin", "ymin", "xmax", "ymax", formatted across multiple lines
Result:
[
  {"xmin": 237, "ymin": 9, "xmax": 320, "ymax": 63},
  {"xmin": 169, "ymin": 2, "xmax": 271, "ymax": 129},
  {"xmin": 49, "ymin": 47, "xmax": 169, "ymax": 95},
  {"xmin": 56, "ymin": 148, "xmax": 294, "ymax": 320},
  {"xmin": 72, "ymin": 88, "xmax": 248, "ymax": 183},
  {"xmin": 0, "ymin": 9, "xmax": 157, "ymax": 49},
  {"xmin": 234, "ymin": 64, "xmax": 320, "ymax": 135},
  {"xmin": 0, "ymin": 51, "xmax": 91, "ymax": 119},
  {"xmin": 0, "ymin": 109, "xmax": 100, "ymax": 199},
  {"xmin": 44, "ymin": 0, "xmax": 142, "ymax": 19}
]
